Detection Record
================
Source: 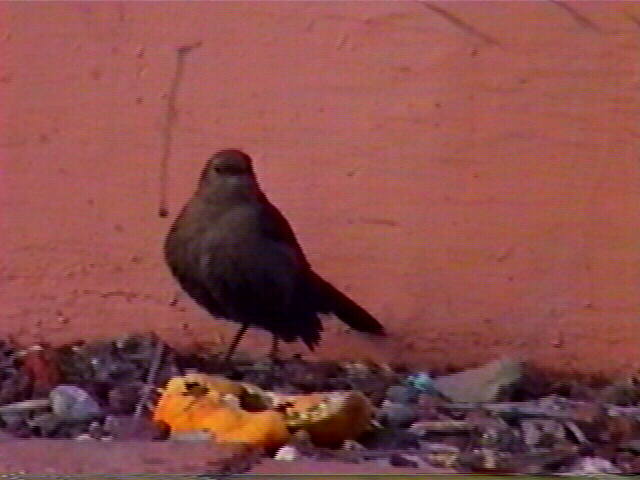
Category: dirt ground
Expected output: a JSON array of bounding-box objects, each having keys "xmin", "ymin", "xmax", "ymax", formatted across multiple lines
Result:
[
  {"xmin": 2, "ymin": 2, "xmax": 640, "ymax": 378},
  {"xmin": 0, "ymin": 440, "xmax": 446, "ymax": 474}
]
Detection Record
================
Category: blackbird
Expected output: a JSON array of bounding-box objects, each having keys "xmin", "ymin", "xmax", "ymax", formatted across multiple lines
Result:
[{"xmin": 164, "ymin": 149, "xmax": 385, "ymax": 361}]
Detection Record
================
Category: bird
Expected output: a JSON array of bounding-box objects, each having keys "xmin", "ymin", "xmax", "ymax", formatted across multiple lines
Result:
[{"xmin": 164, "ymin": 149, "xmax": 385, "ymax": 362}]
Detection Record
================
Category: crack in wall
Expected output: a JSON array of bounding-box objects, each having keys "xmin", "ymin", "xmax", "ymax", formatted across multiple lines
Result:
[
  {"xmin": 419, "ymin": 2, "xmax": 501, "ymax": 46},
  {"xmin": 157, "ymin": 41, "xmax": 203, "ymax": 218},
  {"xmin": 549, "ymin": 1, "xmax": 601, "ymax": 32}
]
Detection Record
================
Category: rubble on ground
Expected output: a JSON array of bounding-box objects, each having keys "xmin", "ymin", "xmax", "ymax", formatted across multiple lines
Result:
[{"xmin": 1, "ymin": 333, "xmax": 640, "ymax": 475}]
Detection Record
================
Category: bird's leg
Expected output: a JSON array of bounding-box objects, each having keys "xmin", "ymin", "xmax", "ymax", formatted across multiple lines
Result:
[
  {"xmin": 223, "ymin": 323, "xmax": 249, "ymax": 364},
  {"xmin": 268, "ymin": 335, "xmax": 283, "ymax": 380},
  {"xmin": 269, "ymin": 335, "xmax": 280, "ymax": 362}
]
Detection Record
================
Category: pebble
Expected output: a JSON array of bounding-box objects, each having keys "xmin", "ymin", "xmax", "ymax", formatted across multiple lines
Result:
[
  {"xmin": 107, "ymin": 382, "xmax": 145, "ymax": 414},
  {"xmin": 273, "ymin": 445, "xmax": 299, "ymax": 461},
  {"xmin": 410, "ymin": 420, "xmax": 474, "ymax": 436},
  {"xmin": 433, "ymin": 358, "xmax": 522, "ymax": 403},
  {"xmin": 50, "ymin": 385, "xmax": 102, "ymax": 422},
  {"xmin": 1, "ymin": 411, "xmax": 26, "ymax": 431},
  {"xmin": 520, "ymin": 418, "xmax": 565, "ymax": 447},
  {"xmin": 386, "ymin": 385, "xmax": 418, "ymax": 404},
  {"xmin": 420, "ymin": 441, "xmax": 461, "ymax": 454},
  {"xmin": 378, "ymin": 401, "xmax": 419, "ymax": 429},
  {"xmin": 360, "ymin": 427, "xmax": 420, "ymax": 450},
  {"xmin": 27, "ymin": 412, "xmax": 63, "ymax": 437},
  {"xmin": 564, "ymin": 456, "xmax": 622, "ymax": 475},
  {"xmin": 405, "ymin": 372, "xmax": 436, "ymax": 393},
  {"xmin": 389, "ymin": 453, "xmax": 423, "ymax": 468},
  {"xmin": 341, "ymin": 439, "xmax": 366, "ymax": 450}
]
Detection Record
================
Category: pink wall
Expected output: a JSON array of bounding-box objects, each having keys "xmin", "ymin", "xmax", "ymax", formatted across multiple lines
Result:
[{"xmin": 2, "ymin": 2, "xmax": 639, "ymax": 376}]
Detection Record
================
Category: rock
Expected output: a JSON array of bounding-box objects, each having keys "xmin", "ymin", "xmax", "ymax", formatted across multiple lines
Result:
[
  {"xmin": 59, "ymin": 421, "xmax": 95, "ymax": 439},
  {"xmin": 389, "ymin": 453, "xmax": 422, "ymax": 468},
  {"xmin": 20, "ymin": 345, "xmax": 61, "ymax": 396},
  {"xmin": 0, "ymin": 398, "xmax": 51, "ymax": 414},
  {"xmin": 433, "ymin": 358, "xmax": 523, "ymax": 403},
  {"xmin": 348, "ymin": 377, "xmax": 393, "ymax": 406},
  {"xmin": 58, "ymin": 337, "xmax": 159, "ymax": 386},
  {"xmin": 378, "ymin": 401, "xmax": 419, "ymax": 429},
  {"xmin": 273, "ymin": 445, "xmax": 300, "ymax": 461},
  {"xmin": 1, "ymin": 411, "xmax": 27, "ymax": 431},
  {"xmin": 415, "ymin": 393, "xmax": 447, "ymax": 420},
  {"xmin": 563, "ymin": 456, "xmax": 622, "ymax": 475},
  {"xmin": 464, "ymin": 408, "xmax": 509, "ymax": 432},
  {"xmin": 239, "ymin": 369, "xmax": 277, "ymax": 390},
  {"xmin": 444, "ymin": 399, "xmax": 568, "ymax": 420},
  {"xmin": 569, "ymin": 401, "xmax": 605, "ymax": 421},
  {"xmin": 386, "ymin": 385, "xmax": 417, "ymax": 404},
  {"xmin": 421, "ymin": 441, "xmax": 461, "ymax": 454},
  {"xmin": 288, "ymin": 429, "xmax": 314, "ymax": 449},
  {"xmin": 341, "ymin": 439, "xmax": 365, "ymax": 450},
  {"xmin": 341, "ymin": 361, "xmax": 371, "ymax": 377},
  {"xmin": 405, "ymin": 372, "xmax": 437, "ymax": 394},
  {"xmin": 107, "ymin": 381, "xmax": 145, "ymax": 414},
  {"xmin": 28, "ymin": 413, "xmax": 63, "ymax": 437},
  {"xmin": 459, "ymin": 448, "xmax": 512, "ymax": 472},
  {"xmin": 598, "ymin": 380, "xmax": 640, "ymax": 406},
  {"xmin": 568, "ymin": 402, "xmax": 608, "ymax": 442},
  {"xmin": 520, "ymin": 419, "xmax": 566, "ymax": 447},
  {"xmin": 563, "ymin": 421, "xmax": 588, "ymax": 444},
  {"xmin": 155, "ymin": 362, "xmax": 183, "ymax": 388},
  {"xmin": 615, "ymin": 451, "xmax": 640, "ymax": 474},
  {"xmin": 114, "ymin": 334, "xmax": 156, "ymax": 357},
  {"xmin": 0, "ymin": 398, "xmax": 51, "ymax": 438},
  {"xmin": 50, "ymin": 385, "xmax": 102, "ymax": 422},
  {"xmin": 426, "ymin": 452, "xmax": 460, "ymax": 469},
  {"xmin": 410, "ymin": 420, "xmax": 474, "ymax": 436},
  {"xmin": 619, "ymin": 439, "xmax": 640, "ymax": 454},
  {"xmin": 281, "ymin": 361, "xmax": 333, "ymax": 392},
  {"xmin": 508, "ymin": 447, "xmax": 580, "ymax": 475},
  {"xmin": 479, "ymin": 423, "xmax": 522, "ymax": 452},
  {"xmin": 359, "ymin": 427, "xmax": 420, "ymax": 450},
  {"xmin": 602, "ymin": 414, "xmax": 640, "ymax": 444},
  {"xmin": 87, "ymin": 421, "xmax": 103, "ymax": 439},
  {"xmin": 0, "ymin": 373, "xmax": 32, "ymax": 405}
]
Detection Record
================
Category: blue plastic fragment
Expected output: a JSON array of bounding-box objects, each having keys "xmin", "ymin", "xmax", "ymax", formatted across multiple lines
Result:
[{"xmin": 404, "ymin": 372, "xmax": 436, "ymax": 393}]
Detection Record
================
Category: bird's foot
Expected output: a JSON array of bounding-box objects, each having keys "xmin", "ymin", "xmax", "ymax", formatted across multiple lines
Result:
[{"xmin": 267, "ymin": 355, "xmax": 284, "ymax": 374}]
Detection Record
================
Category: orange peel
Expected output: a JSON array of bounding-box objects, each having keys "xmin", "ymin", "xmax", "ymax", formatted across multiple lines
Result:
[
  {"xmin": 153, "ymin": 373, "xmax": 374, "ymax": 449},
  {"xmin": 153, "ymin": 373, "xmax": 288, "ymax": 450}
]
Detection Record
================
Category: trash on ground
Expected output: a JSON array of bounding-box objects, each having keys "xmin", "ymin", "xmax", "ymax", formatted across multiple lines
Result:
[{"xmin": 0, "ymin": 334, "xmax": 638, "ymax": 475}]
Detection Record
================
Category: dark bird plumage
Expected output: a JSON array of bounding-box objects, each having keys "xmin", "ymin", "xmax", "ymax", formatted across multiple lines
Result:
[{"xmin": 164, "ymin": 149, "xmax": 385, "ymax": 358}]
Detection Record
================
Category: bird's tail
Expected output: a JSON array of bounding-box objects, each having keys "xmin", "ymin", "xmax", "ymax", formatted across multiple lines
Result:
[{"xmin": 311, "ymin": 272, "xmax": 385, "ymax": 335}]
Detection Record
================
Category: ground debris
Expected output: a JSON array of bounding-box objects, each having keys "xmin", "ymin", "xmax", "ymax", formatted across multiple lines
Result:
[
  {"xmin": 562, "ymin": 455, "xmax": 623, "ymax": 475},
  {"xmin": 433, "ymin": 358, "xmax": 523, "ymax": 403},
  {"xmin": 410, "ymin": 419, "xmax": 474, "ymax": 434},
  {"xmin": 0, "ymin": 335, "xmax": 637, "ymax": 474}
]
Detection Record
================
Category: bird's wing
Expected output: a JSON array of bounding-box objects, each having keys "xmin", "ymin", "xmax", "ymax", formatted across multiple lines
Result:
[
  {"xmin": 256, "ymin": 194, "xmax": 311, "ymax": 268},
  {"xmin": 194, "ymin": 201, "xmax": 304, "ymax": 325},
  {"xmin": 256, "ymin": 196, "xmax": 384, "ymax": 336}
]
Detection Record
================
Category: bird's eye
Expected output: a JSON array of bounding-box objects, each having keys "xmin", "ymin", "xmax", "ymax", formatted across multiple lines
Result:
[{"xmin": 213, "ymin": 166, "xmax": 223, "ymax": 174}]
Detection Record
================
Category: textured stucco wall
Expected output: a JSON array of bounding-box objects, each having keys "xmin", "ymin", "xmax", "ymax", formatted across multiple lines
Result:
[{"xmin": 2, "ymin": 2, "xmax": 639, "ymax": 376}]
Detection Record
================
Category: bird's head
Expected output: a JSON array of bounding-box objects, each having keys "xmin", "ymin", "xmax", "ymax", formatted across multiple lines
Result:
[{"xmin": 197, "ymin": 149, "xmax": 260, "ymax": 200}]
